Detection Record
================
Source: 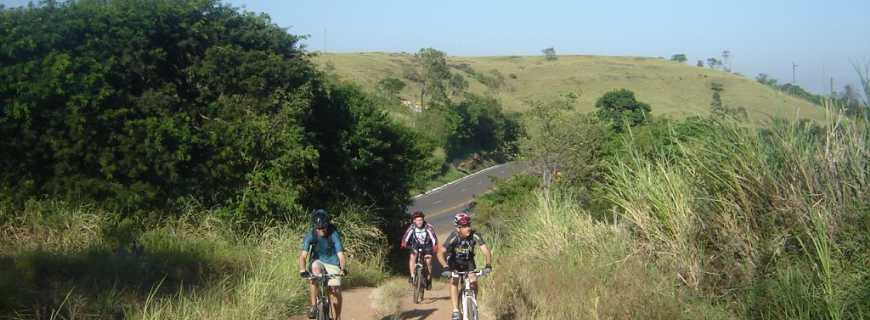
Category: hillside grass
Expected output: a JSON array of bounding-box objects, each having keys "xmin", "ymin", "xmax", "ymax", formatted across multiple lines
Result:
[
  {"xmin": 315, "ymin": 52, "xmax": 826, "ymax": 121},
  {"xmin": 0, "ymin": 202, "xmax": 388, "ymax": 319}
]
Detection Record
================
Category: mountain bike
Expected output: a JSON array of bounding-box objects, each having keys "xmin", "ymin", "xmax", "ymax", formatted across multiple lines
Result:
[
  {"xmin": 307, "ymin": 271, "xmax": 341, "ymax": 320},
  {"xmin": 411, "ymin": 246, "xmax": 429, "ymax": 303},
  {"xmin": 449, "ymin": 270, "xmax": 488, "ymax": 320}
]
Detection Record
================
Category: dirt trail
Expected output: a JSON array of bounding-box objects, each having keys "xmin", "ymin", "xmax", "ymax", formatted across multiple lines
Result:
[
  {"xmin": 288, "ymin": 280, "xmax": 486, "ymax": 320},
  {"xmin": 287, "ymin": 287, "xmax": 381, "ymax": 320},
  {"xmin": 391, "ymin": 281, "xmax": 456, "ymax": 320}
]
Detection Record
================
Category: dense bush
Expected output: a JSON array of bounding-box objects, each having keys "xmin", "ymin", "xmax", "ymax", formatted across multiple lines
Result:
[
  {"xmin": 595, "ymin": 88, "xmax": 652, "ymax": 130},
  {"xmin": 0, "ymin": 0, "xmax": 433, "ymax": 220}
]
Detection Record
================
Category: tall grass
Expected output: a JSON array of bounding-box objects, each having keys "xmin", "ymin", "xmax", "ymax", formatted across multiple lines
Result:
[
  {"xmin": 482, "ymin": 191, "xmax": 729, "ymax": 319},
  {"xmin": 478, "ymin": 105, "xmax": 867, "ymax": 319},
  {"xmin": 0, "ymin": 201, "xmax": 389, "ymax": 319},
  {"xmin": 606, "ymin": 106, "xmax": 868, "ymax": 319}
]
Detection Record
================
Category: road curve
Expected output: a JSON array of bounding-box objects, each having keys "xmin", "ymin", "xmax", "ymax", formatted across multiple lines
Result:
[{"xmin": 407, "ymin": 161, "xmax": 528, "ymax": 231}]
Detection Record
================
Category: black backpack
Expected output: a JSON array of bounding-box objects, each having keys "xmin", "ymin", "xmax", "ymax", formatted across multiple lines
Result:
[{"xmin": 307, "ymin": 224, "xmax": 337, "ymax": 254}]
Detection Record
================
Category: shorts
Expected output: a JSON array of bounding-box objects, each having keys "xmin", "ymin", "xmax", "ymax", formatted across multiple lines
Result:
[
  {"xmin": 311, "ymin": 260, "xmax": 342, "ymax": 286},
  {"xmin": 447, "ymin": 256, "xmax": 475, "ymax": 272},
  {"xmin": 409, "ymin": 245, "xmax": 434, "ymax": 256}
]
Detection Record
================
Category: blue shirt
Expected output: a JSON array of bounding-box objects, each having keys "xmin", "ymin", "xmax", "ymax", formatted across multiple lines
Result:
[{"xmin": 301, "ymin": 228, "xmax": 344, "ymax": 266}]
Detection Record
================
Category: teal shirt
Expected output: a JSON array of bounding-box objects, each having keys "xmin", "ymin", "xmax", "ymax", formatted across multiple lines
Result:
[{"xmin": 301, "ymin": 228, "xmax": 344, "ymax": 266}]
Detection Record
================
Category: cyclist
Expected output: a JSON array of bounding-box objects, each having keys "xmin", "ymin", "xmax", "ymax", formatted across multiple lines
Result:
[
  {"xmin": 399, "ymin": 210, "xmax": 438, "ymax": 289},
  {"xmin": 437, "ymin": 212, "xmax": 492, "ymax": 320},
  {"xmin": 298, "ymin": 209, "xmax": 347, "ymax": 320}
]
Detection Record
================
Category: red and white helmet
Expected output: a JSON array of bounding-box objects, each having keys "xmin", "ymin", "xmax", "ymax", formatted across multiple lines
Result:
[{"xmin": 454, "ymin": 212, "xmax": 471, "ymax": 226}]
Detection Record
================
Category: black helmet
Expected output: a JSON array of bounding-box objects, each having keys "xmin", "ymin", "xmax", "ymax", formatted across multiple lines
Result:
[{"xmin": 313, "ymin": 209, "xmax": 329, "ymax": 228}]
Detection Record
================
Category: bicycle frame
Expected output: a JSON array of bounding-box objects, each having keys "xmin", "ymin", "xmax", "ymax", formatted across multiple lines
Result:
[
  {"xmin": 412, "ymin": 246, "xmax": 429, "ymax": 303},
  {"xmin": 414, "ymin": 247, "xmax": 428, "ymax": 277},
  {"xmin": 307, "ymin": 272, "xmax": 340, "ymax": 320},
  {"xmin": 451, "ymin": 270, "xmax": 486, "ymax": 320}
]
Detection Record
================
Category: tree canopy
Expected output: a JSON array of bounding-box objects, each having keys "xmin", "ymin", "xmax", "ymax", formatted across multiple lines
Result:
[
  {"xmin": 671, "ymin": 54, "xmax": 688, "ymax": 63},
  {"xmin": 594, "ymin": 89, "xmax": 652, "ymax": 130},
  {"xmin": 0, "ymin": 0, "xmax": 433, "ymax": 219}
]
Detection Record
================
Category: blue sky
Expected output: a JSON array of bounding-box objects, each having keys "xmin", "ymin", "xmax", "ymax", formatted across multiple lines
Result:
[{"xmin": 4, "ymin": 0, "xmax": 868, "ymax": 94}]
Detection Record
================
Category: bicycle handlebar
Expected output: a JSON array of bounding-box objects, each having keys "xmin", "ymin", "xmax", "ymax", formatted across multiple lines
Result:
[
  {"xmin": 449, "ymin": 270, "xmax": 488, "ymax": 277},
  {"xmin": 307, "ymin": 273, "xmax": 343, "ymax": 280}
]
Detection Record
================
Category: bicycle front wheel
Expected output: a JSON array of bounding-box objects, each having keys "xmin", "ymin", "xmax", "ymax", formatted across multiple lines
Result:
[
  {"xmin": 413, "ymin": 268, "xmax": 424, "ymax": 303},
  {"xmin": 466, "ymin": 295, "xmax": 478, "ymax": 320},
  {"xmin": 317, "ymin": 297, "xmax": 330, "ymax": 320}
]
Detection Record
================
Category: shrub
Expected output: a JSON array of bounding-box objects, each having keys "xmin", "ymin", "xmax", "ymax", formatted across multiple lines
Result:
[{"xmin": 594, "ymin": 88, "xmax": 652, "ymax": 130}]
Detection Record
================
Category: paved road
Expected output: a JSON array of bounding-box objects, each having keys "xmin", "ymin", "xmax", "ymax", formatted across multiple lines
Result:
[{"xmin": 407, "ymin": 161, "xmax": 528, "ymax": 231}]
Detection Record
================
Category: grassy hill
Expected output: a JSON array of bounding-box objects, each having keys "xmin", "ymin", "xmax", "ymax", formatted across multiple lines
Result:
[{"xmin": 315, "ymin": 52, "xmax": 826, "ymax": 121}]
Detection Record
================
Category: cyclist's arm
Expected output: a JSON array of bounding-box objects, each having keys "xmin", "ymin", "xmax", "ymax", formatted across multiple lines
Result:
[
  {"xmin": 298, "ymin": 250, "xmax": 309, "ymax": 272},
  {"xmin": 479, "ymin": 244, "xmax": 492, "ymax": 267},
  {"xmin": 436, "ymin": 244, "xmax": 449, "ymax": 268},
  {"xmin": 299, "ymin": 232, "xmax": 313, "ymax": 273},
  {"xmin": 427, "ymin": 225, "xmax": 438, "ymax": 251},
  {"xmin": 332, "ymin": 231, "xmax": 347, "ymax": 272},
  {"xmin": 337, "ymin": 251, "xmax": 346, "ymax": 271},
  {"xmin": 399, "ymin": 226, "xmax": 413, "ymax": 249}
]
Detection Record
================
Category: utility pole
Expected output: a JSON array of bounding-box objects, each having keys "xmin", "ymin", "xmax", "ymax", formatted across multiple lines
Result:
[
  {"xmin": 830, "ymin": 77, "xmax": 834, "ymax": 97},
  {"xmin": 792, "ymin": 62, "xmax": 798, "ymax": 84},
  {"xmin": 323, "ymin": 27, "xmax": 327, "ymax": 53}
]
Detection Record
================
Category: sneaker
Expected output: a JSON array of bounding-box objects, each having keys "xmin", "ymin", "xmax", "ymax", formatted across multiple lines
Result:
[
  {"xmin": 451, "ymin": 311, "xmax": 461, "ymax": 320},
  {"xmin": 307, "ymin": 306, "xmax": 316, "ymax": 319}
]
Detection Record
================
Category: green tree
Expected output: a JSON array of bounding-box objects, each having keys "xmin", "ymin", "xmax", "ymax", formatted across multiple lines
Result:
[
  {"xmin": 839, "ymin": 84, "xmax": 865, "ymax": 117},
  {"xmin": 377, "ymin": 77, "xmax": 406, "ymax": 98},
  {"xmin": 542, "ymin": 47, "xmax": 557, "ymax": 61},
  {"xmin": 707, "ymin": 58, "xmax": 721, "ymax": 69},
  {"xmin": 446, "ymin": 94, "xmax": 522, "ymax": 160},
  {"xmin": 710, "ymin": 82, "xmax": 725, "ymax": 113},
  {"xmin": 594, "ymin": 89, "xmax": 652, "ymax": 131},
  {"xmin": 756, "ymin": 73, "xmax": 779, "ymax": 87},
  {"xmin": 709, "ymin": 82, "xmax": 747, "ymax": 119},
  {"xmin": 671, "ymin": 54, "xmax": 688, "ymax": 63},
  {"xmin": 721, "ymin": 50, "xmax": 732, "ymax": 72},
  {"xmin": 306, "ymin": 83, "xmax": 436, "ymax": 215},
  {"xmin": 522, "ymin": 94, "xmax": 608, "ymax": 193},
  {"xmin": 415, "ymin": 48, "xmax": 450, "ymax": 105},
  {"xmin": 0, "ymin": 0, "xmax": 434, "ymax": 220},
  {"xmin": 449, "ymin": 73, "xmax": 468, "ymax": 96},
  {"xmin": 697, "ymin": 60, "xmax": 704, "ymax": 67}
]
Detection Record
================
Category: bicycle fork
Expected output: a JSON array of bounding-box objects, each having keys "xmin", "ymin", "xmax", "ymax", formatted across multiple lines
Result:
[{"xmin": 461, "ymin": 276, "xmax": 478, "ymax": 320}]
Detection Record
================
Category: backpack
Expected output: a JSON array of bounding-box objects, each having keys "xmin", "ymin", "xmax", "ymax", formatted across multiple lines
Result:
[{"xmin": 307, "ymin": 224, "xmax": 337, "ymax": 254}]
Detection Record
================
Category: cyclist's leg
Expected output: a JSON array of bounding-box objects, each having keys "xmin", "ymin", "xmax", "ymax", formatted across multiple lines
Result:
[
  {"xmin": 422, "ymin": 245, "xmax": 434, "ymax": 280},
  {"xmin": 408, "ymin": 251, "xmax": 417, "ymax": 281},
  {"xmin": 424, "ymin": 255, "xmax": 433, "ymax": 280},
  {"xmin": 309, "ymin": 261, "xmax": 324, "ymax": 307},
  {"xmin": 468, "ymin": 262, "xmax": 478, "ymax": 292},
  {"xmin": 449, "ymin": 275, "xmax": 460, "ymax": 312}
]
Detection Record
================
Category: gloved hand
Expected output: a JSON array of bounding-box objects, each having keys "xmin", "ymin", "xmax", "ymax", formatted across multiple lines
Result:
[
  {"xmin": 483, "ymin": 264, "xmax": 492, "ymax": 275},
  {"xmin": 441, "ymin": 270, "xmax": 453, "ymax": 278},
  {"xmin": 300, "ymin": 271, "xmax": 310, "ymax": 278}
]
